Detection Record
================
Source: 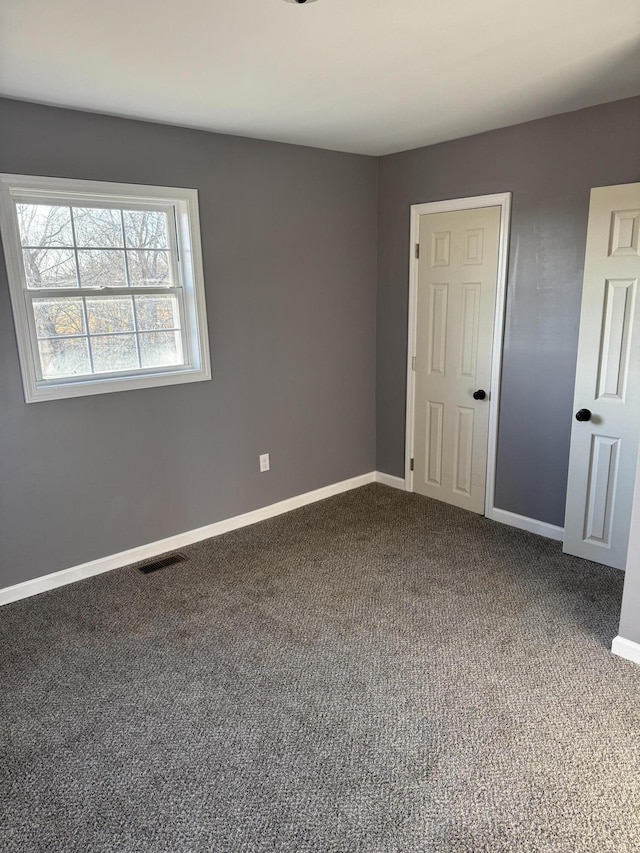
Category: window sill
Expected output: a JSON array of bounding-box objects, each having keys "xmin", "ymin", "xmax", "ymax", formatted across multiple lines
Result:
[{"xmin": 24, "ymin": 365, "xmax": 212, "ymax": 403}]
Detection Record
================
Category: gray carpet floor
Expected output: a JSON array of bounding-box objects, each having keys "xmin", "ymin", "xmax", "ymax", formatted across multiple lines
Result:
[{"xmin": 1, "ymin": 484, "xmax": 639, "ymax": 852}]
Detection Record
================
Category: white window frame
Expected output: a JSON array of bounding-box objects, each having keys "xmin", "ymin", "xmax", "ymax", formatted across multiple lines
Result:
[{"xmin": 0, "ymin": 174, "xmax": 211, "ymax": 403}]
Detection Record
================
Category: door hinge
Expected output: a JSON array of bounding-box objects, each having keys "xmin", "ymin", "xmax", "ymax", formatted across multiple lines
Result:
[
  {"xmin": 411, "ymin": 356, "xmax": 416, "ymax": 371},
  {"xmin": 410, "ymin": 458, "xmax": 414, "ymax": 471},
  {"xmin": 415, "ymin": 243, "xmax": 420, "ymax": 259}
]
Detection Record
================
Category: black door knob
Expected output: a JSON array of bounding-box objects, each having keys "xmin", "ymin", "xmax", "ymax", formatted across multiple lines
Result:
[
  {"xmin": 473, "ymin": 389, "xmax": 487, "ymax": 400},
  {"xmin": 575, "ymin": 408, "xmax": 592, "ymax": 422}
]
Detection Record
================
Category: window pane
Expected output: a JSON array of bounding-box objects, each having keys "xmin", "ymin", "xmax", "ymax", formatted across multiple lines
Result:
[
  {"xmin": 33, "ymin": 298, "xmax": 85, "ymax": 338},
  {"xmin": 86, "ymin": 297, "xmax": 134, "ymax": 334},
  {"xmin": 127, "ymin": 250, "xmax": 171, "ymax": 286},
  {"xmin": 77, "ymin": 249, "xmax": 127, "ymax": 288},
  {"xmin": 38, "ymin": 338, "xmax": 91, "ymax": 378},
  {"xmin": 16, "ymin": 204, "xmax": 73, "ymax": 247},
  {"xmin": 23, "ymin": 248, "xmax": 78, "ymax": 288},
  {"xmin": 135, "ymin": 295, "xmax": 180, "ymax": 331},
  {"xmin": 73, "ymin": 207, "xmax": 124, "ymax": 248},
  {"xmin": 139, "ymin": 331, "xmax": 183, "ymax": 368},
  {"xmin": 90, "ymin": 334, "xmax": 139, "ymax": 373},
  {"xmin": 123, "ymin": 210, "xmax": 169, "ymax": 249}
]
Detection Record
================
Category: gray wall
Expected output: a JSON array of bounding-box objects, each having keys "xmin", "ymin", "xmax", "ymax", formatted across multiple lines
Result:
[
  {"xmin": 0, "ymin": 98, "xmax": 378, "ymax": 588},
  {"xmin": 377, "ymin": 97, "xmax": 640, "ymax": 526},
  {"xmin": 3, "ymin": 96, "xmax": 640, "ymax": 589}
]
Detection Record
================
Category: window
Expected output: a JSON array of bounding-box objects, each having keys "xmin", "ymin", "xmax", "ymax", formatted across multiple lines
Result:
[{"xmin": 0, "ymin": 175, "xmax": 211, "ymax": 402}]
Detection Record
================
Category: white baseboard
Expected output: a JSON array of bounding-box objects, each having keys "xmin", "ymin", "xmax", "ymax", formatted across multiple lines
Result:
[
  {"xmin": 0, "ymin": 477, "xmax": 566, "ymax": 607},
  {"xmin": 0, "ymin": 471, "xmax": 377, "ymax": 607},
  {"xmin": 490, "ymin": 508, "xmax": 564, "ymax": 541},
  {"xmin": 374, "ymin": 471, "xmax": 407, "ymax": 490},
  {"xmin": 612, "ymin": 635, "xmax": 640, "ymax": 666}
]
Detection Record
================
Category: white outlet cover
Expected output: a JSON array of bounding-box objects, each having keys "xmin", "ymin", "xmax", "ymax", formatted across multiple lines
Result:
[{"xmin": 259, "ymin": 453, "xmax": 270, "ymax": 472}]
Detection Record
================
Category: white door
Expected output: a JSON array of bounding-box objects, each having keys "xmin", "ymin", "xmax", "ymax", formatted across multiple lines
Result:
[
  {"xmin": 564, "ymin": 183, "xmax": 640, "ymax": 570},
  {"xmin": 413, "ymin": 206, "xmax": 501, "ymax": 513}
]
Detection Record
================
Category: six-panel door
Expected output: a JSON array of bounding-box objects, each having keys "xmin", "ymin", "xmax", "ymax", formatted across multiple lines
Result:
[
  {"xmin": 413, "ymin": 206, "xmax": 501, "ymax": 513},
  {"xmin": 564, "ymin": 183, "xmax": 640, "ymax": 570}
]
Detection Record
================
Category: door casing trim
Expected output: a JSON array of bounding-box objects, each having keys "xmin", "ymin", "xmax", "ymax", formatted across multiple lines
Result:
[{"xmin": 404, "ymin": 192, "xmax": 512, "ymax": 518}]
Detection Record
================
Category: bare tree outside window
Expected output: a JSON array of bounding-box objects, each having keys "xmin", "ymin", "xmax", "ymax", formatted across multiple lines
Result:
[
  {"xmin": 17, "ymin": 202, "xmax": 183, "ymax": 379},
  {"xmin": 1, "ymin": 175, "xmax": 210, "ymax": 403}
]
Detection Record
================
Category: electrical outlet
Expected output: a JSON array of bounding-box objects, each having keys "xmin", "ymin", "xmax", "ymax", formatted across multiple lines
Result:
[{"xmin": 259, "ymin": 453, "xmax": 270, "ymax": 473}]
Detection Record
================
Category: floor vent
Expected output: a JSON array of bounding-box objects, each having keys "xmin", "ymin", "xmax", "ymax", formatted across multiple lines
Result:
[{"xmin": 138, "ymin": 553, "xmax": 188, "ymax": 575}]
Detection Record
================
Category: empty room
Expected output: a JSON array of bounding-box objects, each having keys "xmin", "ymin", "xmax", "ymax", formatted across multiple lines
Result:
[{"xmin": 1, "ymin": 1, "xmax": 640, "ymax": 850}]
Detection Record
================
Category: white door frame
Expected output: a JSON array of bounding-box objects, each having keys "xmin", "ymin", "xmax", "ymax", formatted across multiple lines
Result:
[{"xmin": 404, "ymin": 192, "xmax": 512, "ymax": 518}]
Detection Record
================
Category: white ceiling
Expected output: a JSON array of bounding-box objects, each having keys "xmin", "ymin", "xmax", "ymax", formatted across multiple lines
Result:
[{"xmin": 1, "ymin": 0, "xmax": 639, "ymax": 156}]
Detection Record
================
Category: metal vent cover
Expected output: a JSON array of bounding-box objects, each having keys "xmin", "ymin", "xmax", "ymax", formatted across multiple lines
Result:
[{"xmin": 138, "ymin": 553, "xmax": 188, "ymax": 575}]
